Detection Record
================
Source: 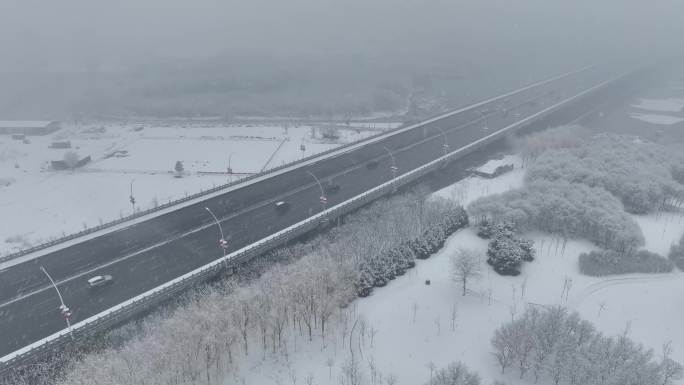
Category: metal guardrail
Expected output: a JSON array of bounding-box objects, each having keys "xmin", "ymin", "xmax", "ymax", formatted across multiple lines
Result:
[
  {"xmin": 0, "ymin": 68, "xmax": 639, "ymax": 373},
  {"xmin": 0, "ymin": 66, "xmax": 599, "ymax": 264}
]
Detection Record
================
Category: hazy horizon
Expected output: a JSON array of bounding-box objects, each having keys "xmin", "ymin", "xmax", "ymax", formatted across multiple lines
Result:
[{"xmin": 1, "ymin": 0, "xmax": 682, "ymax": 118}]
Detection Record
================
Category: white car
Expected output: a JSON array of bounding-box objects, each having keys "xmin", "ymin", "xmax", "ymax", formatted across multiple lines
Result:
[{"xmin": 87, "ymin": 275, "xmax": 113, "ymax": 288}]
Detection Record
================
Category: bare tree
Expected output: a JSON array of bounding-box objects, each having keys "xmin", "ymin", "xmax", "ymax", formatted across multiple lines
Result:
[{"xmin": 450, "ymin": 248, "xmax": 482, "ymax": 296}]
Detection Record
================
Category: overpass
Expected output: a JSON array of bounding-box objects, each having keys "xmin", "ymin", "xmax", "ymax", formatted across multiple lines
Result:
[{"xmin": 0, "ymin": 65, "xmax": 649, "ymax": 369}]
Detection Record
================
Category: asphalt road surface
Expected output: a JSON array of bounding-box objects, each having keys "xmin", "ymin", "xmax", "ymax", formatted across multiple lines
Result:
[{"xmin": 0, "ymin": 66, "xmax": 614, "ymax": 356}]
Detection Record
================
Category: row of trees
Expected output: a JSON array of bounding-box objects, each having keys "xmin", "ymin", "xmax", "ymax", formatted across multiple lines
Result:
[
  {"xmin": 526, "ymin": 134, "xmax": 684, "ymax": 214},
  {"xmin": 492, "ymin": 306, "xmax": 682, "ymax": 385},
  {"xmin": 468, "ymin": 180, "xmax": 644, "ymax": 252},
  {"xmin": 356, "ymin": 205, "xmax": 468, "ymax": 295},
  {"xmin": 579, "ymin": 249, "xmax": 673, "ymax": 276}
]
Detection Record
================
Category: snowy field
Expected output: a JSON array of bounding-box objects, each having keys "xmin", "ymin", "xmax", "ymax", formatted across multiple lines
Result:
[
  {"xmin": 230, "ymin": 155, "xmax": 684, "ymax": 385},
  {"xmin": 0, "ymin": 122, "xmax": 395, "ymax": 256},
  {"xmin": 630, "ymin": 98, "xmax": 684, "ymax": 125}
]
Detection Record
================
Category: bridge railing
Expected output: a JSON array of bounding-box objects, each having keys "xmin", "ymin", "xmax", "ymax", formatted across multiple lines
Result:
[{"xmin": 0, "ymin": 68, "xmax": 639, "ymax": 373}]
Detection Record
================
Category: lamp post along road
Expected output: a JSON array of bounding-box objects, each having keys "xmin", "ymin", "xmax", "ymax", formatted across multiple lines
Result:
[
  {"xmin": 436, "ymin": 127, "xmax": 450, "ymax": 155},
  {"xmin": 40, "ymin": 265, "xmax": 74, "ymax": 339},
  {"xmin": 129, "ymin": 179, "xmax": 136, "ymax": 213},
  {"xmin": 227, "ymin": 153, "xmax": 234, "ymax": 183},
  {"xmin": 382, "ymin": 146, "xmax": 399, "ymax": 179},
  {"xmin": 307, "ymin": 170, "xmax": 327, "ymax": 207},
  {"xmin": 205, "ymin": 207, "xmax": 228, "ymax": 256}
]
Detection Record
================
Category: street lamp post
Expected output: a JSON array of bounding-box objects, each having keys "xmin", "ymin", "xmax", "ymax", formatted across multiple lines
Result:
[
  {"xmin": 382, "ymin": 146, "xmax": 398, "ymax": 179},
  {"xmin": 40, "ymin": 265, "xmax": 74, "ymax": 339},
  {"xmin": 129, "ymin": 179, "xmax": 136, "ymax": 213},
  {"xmin": 227, "ymin": 153, "xmax": 235, "ymax": 183},
  {"xmin": 205, "ymin": 207, "xmax": 228, "ymax": 257},
  {"xmin": 435, "ymin": 127, "xmax": 450, "ymax": 155},
  {"xmin": 307, "ymin": 171, "xmax": 327, "ymax": 207}
]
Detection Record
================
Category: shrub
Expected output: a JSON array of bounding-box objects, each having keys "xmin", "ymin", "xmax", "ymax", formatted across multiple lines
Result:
[
  {"xmin": 476, "ymin": 218, "xmax": 495, "ymax": 239},
  {"xmin": 486, "ymin": 224, "xmax": 534, "ymax": 276},
  {"xmin": 579, "ymin": 249, "xmax": 674, "ymax": 276}
]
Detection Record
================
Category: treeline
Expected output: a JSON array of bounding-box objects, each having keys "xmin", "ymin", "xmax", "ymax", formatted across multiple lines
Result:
[
  {"xmin": 492, "ymin": 306, "xmax": 682, "ymax": 385},
  {"xmin": 526, "ymin": 134, "xmax": 684, "ymax": 214},
  {"xmin": 471, "ymin": 127, "xmax": 684, "ymax": 276},
  {"xmin": 579, "ymin": 249, "xmax": 673, "ymax": 276},
  {"xmin": 356, "ymin": 205, "xmax": 468, "ymax": 295},
  {"xmin": 3, "ymin": 189, "xmax": 466, "ymax": 385},
  {"xmin": 468, "ymin": 180, "xmax": 644, "ymax": 252}
]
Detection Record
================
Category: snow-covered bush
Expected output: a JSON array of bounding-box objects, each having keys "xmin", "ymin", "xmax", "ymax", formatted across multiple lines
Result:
[
  {"xmin": 579, "ymin": 249, "xmax": 673, "ymax": 276},
  {"xmin": 526, "ymin": 134, "xmax": 684, "ymax": 214},
  {"xmin": 468, "ymin": 180, "xmax": 644, "ymax": 252},
  {"xmin": 515, "ymin": 125, "xmax": 590, "ymax": 165},
  {"xmin": 486, "ymin": 228, "xmax": 534, "ymax": 276},
  {"xmin": 476, "ymin": 218, "xmax": 496, "ymax": 239},
  {"xmin": 427, "ymin": 361, "xmax": 481, "ymax": 385},
  {"xmin": 487, "ymin": 240, "xmax": 521, "ymax": 276},
  {"xmin": 669, "ymin": 234, "xmax": 684, "ymax": 270},
  {"xmin": 492, "ymin": 306, "xmax": 682, "ymax": 384}
]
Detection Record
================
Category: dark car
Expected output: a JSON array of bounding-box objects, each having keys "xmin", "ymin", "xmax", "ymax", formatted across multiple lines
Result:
[
  {"xmin": 366, "ymin": 160, "xmax": 379, "ymax": 169},
  {"xmin": 324, "ymin": 183, "xmax": 341, "ymax": 195}
]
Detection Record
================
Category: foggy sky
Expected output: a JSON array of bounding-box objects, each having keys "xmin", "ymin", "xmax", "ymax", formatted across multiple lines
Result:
[
  {"xmin": 1, "ymin": 0, "xmax": 681, "ymax": 73},
  {"xmin": 1, "ymin": 0, "xmax": 683, "ymax": 119}
]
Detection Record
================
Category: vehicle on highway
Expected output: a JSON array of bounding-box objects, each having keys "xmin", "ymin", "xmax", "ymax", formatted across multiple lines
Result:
[
  {"xmin": 87, "ymin": 275, "xmax": 113, "ymax": 288},
  {"xmin": 275, "ymin": 201, "xmax": 290, "ymax": 213},
  {"xmin": 324, "ymin": 183, "xmax": 341, "ymax": 195},
  {"xmin": 366, "ymin": 160, "xmax": 379, "ymax": 169}
]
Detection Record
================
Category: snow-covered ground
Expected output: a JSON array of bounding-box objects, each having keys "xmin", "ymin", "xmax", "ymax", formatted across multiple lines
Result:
[
  {"xmin": 629, "ymin": 113, "xmax": 684, "ymax": 125},
  {"xmin": 632, "ymin": 98, "xmax": 684, "ymax": 113},
  {"xmin": 230, "ymin": 155, "xmax": 684, "ymax": 385},
  {"xmin": 0, "ymin": 122, "xmax": 396, "ymax": 256},
  {"xmin": 629, "ymin": 98, "xmax": 684, "ymax": 126}
]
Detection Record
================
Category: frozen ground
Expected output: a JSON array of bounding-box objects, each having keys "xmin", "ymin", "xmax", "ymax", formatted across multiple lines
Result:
[
  {"xmin": 632, "ymin": 98, "xmax": 684, "ymax": 113},
  {"xmin": 629, "ymin": 112, "xmax": 684, "ymax": 125},
  {"xmin": 0, "ymin": 122, "xmax": 396, "ymax": 256},
  {"xmin": 629, "ymin": 98, "xmax": 684, "ymax": 125},
  {"xmin": 231, "ymin": 155, "xmax": 684, "ymax": 385}
]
